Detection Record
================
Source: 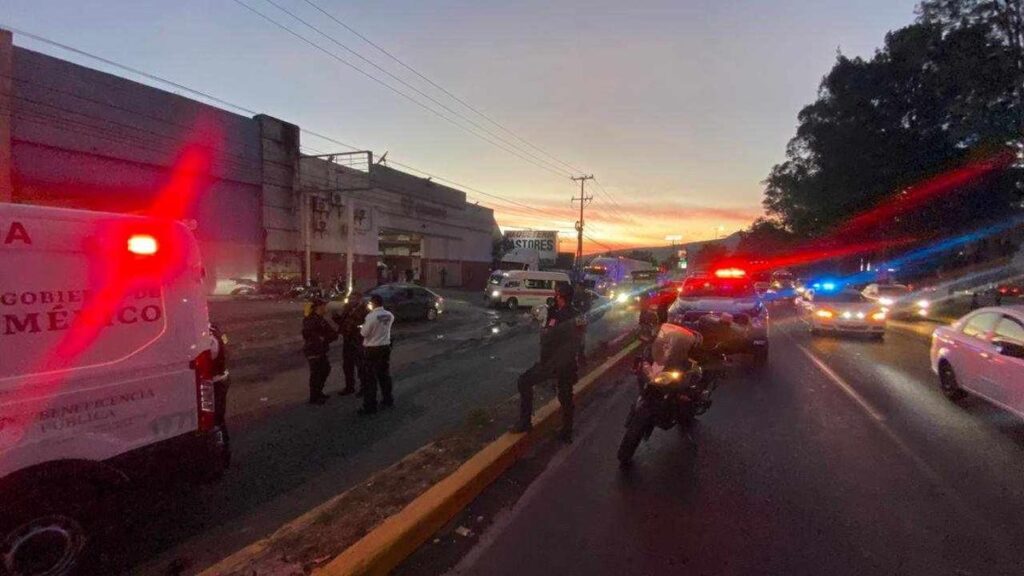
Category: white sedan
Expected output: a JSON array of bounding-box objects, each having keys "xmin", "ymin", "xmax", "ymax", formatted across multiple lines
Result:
[
  {"xmin": 931, "ymin": 306, "xmax": 1024, "ymax": 415},
  {"xmin": 802, "ymin": 288, "xmax": 887, "ymax": 338}
]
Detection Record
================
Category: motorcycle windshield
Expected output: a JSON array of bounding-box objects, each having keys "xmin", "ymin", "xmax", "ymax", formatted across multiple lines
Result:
[{"xmin": 651, "ymin": 323, "xmax": 699, "ymax": 368}]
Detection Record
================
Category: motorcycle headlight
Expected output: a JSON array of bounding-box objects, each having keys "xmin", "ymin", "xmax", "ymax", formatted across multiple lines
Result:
[{"xmin": 652, "ymin": 370, "xmax": 683, "ymax": 386}]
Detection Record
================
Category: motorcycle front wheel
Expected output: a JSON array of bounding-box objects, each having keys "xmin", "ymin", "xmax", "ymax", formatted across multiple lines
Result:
[{"xmin": 618, "ymin": 409, "xmax": 651, "ymax": 466}]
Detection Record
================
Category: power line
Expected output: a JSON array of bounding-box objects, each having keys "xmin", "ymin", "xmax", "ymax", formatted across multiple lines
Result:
[
  {"xmin": 3, "ymin": 25, "xmax": 580, "ymax": 233},
  {"xmin": 232, "ymin": 0, "xmax": 575, "ymax": 180},
  {"xmin": 299, "ymin": 0, "xmax": 586, "ymax": 176},
  {"xmin": 1, "ymin": 26, "xmax": 260, "ymax": 117},
  {"xmin": 262, "ymin": 0, "xmax": 578, "ymax": 179}
]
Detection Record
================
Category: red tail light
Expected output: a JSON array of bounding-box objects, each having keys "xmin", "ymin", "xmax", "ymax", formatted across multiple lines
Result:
[{"xmin": 191, "ymin": 350, "xmax": 217, "ymax": 432}]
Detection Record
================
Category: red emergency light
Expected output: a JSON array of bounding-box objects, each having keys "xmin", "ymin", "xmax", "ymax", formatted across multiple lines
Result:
[
  {"xmin": 714, "ymin": 267, "xmax": 746, "ymax": 278},
  {"xmin": 127, "ymin": 234, "xmax": 159, "ymax": 255}
]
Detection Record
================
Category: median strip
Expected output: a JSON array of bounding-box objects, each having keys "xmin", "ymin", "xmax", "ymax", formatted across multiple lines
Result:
[
  {"xmin": 198, "ymin": 336, "xmax": 638, "ymax": 576},
  {"xmin": 315, "ymin": 340, "xmax": 638, "ymax": 576}
]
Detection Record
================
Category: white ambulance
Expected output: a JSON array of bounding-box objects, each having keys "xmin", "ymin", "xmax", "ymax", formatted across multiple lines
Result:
[
  {"xmin": 485, "ymin": 270, "xmax": 571, "ymax": 310},
  {"xmin": 0, "ymin": 204, "xmax": 230, "ymax": 576}
]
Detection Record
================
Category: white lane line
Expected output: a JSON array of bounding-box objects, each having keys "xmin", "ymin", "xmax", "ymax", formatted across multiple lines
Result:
[
  {"xmin": 790, "ymin": 336, "xmax": 1006, "ymax": 545},
  {"xmin": 796, "ymin": 343, "xmax": 886, "ymax": 421}
]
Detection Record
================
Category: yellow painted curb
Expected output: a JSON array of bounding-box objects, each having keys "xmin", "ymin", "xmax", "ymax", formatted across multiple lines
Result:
[{"xmin": 315, "ymin": 340, "xmax": 639, "ymax": 576}]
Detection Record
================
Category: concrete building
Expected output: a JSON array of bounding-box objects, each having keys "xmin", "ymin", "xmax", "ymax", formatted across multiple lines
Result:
[{"xmin": 0, "ymin": 30, "xmax": 498, "ymax": 292}]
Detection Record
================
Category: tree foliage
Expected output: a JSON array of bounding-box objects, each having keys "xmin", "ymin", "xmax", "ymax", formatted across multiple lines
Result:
[{"xmin": 764, "ymin": 0, "xmax": 1024, "ymax": 240}]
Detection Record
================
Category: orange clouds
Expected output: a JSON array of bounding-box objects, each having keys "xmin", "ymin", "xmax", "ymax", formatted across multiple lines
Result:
[{"xmin": 494, "ymin": 197, "xmax": 761, "ymax": 252}]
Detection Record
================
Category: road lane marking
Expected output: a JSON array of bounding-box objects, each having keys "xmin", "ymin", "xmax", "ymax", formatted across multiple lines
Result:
[
  {"xmin": 796, "ymin": 343, "xmax": 886, "ymax": 421},
  {"xmin": 791, "ymin": 337, "xmax": 1006, "ymax": 546}
]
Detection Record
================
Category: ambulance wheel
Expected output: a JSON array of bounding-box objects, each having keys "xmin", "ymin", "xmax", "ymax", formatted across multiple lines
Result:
[{"xmin": 0, "ymin": 484, "xmax": 104, "ymax": 576}]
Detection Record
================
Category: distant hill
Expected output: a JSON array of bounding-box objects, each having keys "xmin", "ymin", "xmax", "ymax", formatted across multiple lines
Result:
[{"xmin": 588, "ymin": 232, "xmax": 744, "ymax": 264}]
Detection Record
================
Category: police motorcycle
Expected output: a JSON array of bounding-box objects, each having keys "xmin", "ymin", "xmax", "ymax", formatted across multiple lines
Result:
[{"xmin": 617, "ymin": 310, "xmax": 747, "ymax": 466}]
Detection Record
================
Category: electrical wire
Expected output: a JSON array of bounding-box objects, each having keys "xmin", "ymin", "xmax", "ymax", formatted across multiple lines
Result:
[
  {"xmin": 232, "ymin": 0, "xmax": 575, "ymax": 180},
  {"xmin": 262, "ymin": 0, "xmax": 577, "ymax": 179},
  {"xmin": 299, "ymin": 0, "xmax": 586, "ymax": 176}
]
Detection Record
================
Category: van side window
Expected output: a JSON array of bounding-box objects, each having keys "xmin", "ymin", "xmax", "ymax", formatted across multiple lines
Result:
[
  {"xmin": 505, "ymin": 281, "xmax": 520, "ymax": 288},
  {"xmin": 526, "ymin": 279, "xmax": 551, "ymax": 289}
]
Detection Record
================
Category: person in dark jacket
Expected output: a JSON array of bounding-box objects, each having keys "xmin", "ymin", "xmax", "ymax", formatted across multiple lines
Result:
[
  {"xmin": 333, "ymin": 291, "xmax": 369, "ymax": 396},
  {"xmin": 302, "ymin": 297, "xmax": 339, "ymax": 405},
  {"xmin": 512, "ymin": 283, "xmax": 583, "ymax": 443}
]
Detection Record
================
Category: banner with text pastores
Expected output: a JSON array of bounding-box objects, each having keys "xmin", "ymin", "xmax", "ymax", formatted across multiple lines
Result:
[{"xmin": 503, "ymin": 230, "xmax": 558, "ymax": 261}]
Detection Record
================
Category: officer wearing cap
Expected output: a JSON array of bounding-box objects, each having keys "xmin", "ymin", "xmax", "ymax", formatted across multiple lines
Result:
[
  {"xmin": 512, "ymin": 282, "xmax": 583, "ymax": 443},
  {"xmin": 302, "ymin": 296, "xmax": 339, "ymax": 405}
]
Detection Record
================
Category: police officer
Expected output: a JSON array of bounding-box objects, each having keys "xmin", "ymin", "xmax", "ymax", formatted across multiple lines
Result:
[
  {"xmin": 359, "ymin": 294, "xmax": 396, "ymax": 415},
  {"xmin": 512, "ymin": 283, "xmax": 582, "ymax": 443},
  {"xmin": 333, "ymin": 291, "xmax": 368, "ymax": 396},
  {"xmin": 302, "ymin": 296, "xmax": 339, "ymax": 405}
]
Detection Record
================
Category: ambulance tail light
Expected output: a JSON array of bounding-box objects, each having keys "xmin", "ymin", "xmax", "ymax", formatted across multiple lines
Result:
[
  {"xmin": 191, "ymin": 350, "xmax": 217, "ymax": 432},
  {"xmin": 127, "ymin": 234, "xmax": 159, "ymax": 255}
]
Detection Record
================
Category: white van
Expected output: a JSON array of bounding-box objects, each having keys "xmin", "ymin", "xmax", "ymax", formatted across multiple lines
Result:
[
  {"xmin": 485, "ymin": 270, "xmax": 571, "ymax": 310},
  {"xmin": 0, "ymin": 204, "xmax": 229, "ymax": 575}
]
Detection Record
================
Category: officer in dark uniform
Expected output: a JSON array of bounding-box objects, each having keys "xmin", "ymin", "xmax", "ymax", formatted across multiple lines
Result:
[
  {"xmin": 512, "ymin": 283, "xmax": 583, "ymax": 443},
  {"xmin": 302, "ymin": 296, "xmax": 339, "ymax": 405},
  {"xmin": 333, "ymin": 291, "xmax": 369, "ymax": 396}
]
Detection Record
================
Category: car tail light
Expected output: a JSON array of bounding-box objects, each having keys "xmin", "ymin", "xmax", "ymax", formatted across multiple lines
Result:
[
  {"xmin": 191, "ymin": 350, "xmax": 217, "ymax": 431},
  {"xmin": 127, "ymin": 234, "xmax": 159, "ymax": 255}
]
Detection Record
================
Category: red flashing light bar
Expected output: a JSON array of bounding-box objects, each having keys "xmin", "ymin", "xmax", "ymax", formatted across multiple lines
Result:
[{"xmin": 714, "ymin": 268, "xmax": 746, "ymax": 278}]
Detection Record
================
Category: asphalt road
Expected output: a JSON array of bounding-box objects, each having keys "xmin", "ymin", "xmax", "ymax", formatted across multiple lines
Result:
[
  {"xmin": 449, "ymin": 314, "xmax": 1024, "ymax": 576},
  {"xmin": 116, "ymin": 295, "xmax": 634, "ymax": 575}
]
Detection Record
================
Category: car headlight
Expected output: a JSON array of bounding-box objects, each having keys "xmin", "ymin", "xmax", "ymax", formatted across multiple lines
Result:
[
  {"xmin": 856, "ymin": 312, "xmax": 865, "ymax": 319},
  {"xmin": 879, "ymin": 297, "xmax": 895, "ymax": 306},
  {"xmin": 491, "ymin": 290, "xmax": 501, "ymax": 297},
  {"xmin": 917, "ymin": 299, "xmax": 930, "ymax": 308},
  {"xmin": 815, "ymin": 309, "xmax": 834, "ymax": 319},
  {"xmin": 616, "ymin": 292, "xmax": 630, "ymax": 303},
  {"xmin": 871, "ymin": 311, "xmax": 886, "ymax": 321}
]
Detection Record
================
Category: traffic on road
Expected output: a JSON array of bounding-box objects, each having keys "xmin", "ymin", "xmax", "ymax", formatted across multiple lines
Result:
[{"xmin": 4, "ymin": 2, "xmax": 1024, "ymax": 575}]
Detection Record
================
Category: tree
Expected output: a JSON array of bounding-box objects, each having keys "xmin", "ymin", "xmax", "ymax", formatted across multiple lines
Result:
[
  {"xmin": 734, "ymin": 218, "xmax": 796, "ymax": 259},
  {"xmin": 690, "ymin": 243, "xmax": 729, "ymax": 271},
  {"xmin": 763, "ymin": 1, "xmax": 1022, "ymax": 244}
]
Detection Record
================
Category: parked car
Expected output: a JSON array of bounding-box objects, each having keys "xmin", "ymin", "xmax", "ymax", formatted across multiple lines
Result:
[
  {"xmin": 212, "ymin": 277, "xmax": 258, "ymax": 296},
  {"xmin": 366, "ymin": 283, "xmax": 445, "ymax": 321},
  {"xmin": 930, "ymin": 306, "xmax": 1024, "ymax": 414}
]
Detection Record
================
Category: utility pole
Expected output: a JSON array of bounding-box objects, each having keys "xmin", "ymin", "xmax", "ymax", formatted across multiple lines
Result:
[{"xmin": 571, "ymin": 175, "xmax": 594, "ymax": 282}]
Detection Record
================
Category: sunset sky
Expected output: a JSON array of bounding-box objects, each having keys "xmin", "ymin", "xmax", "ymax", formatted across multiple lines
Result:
[{"xmin": 2, "ymin": 0, "xmax": 917, "ymax": 251}]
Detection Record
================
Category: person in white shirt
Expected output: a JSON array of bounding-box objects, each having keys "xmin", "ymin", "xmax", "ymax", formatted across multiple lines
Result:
[{"xmin": 359, "ymin": 294, "xmax": 395, "ymax": 414}]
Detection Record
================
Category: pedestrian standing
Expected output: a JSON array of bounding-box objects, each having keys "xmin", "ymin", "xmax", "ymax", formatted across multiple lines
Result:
[
  {"xmin": 440, "ymin": 267, "xmax": 448, "ymax": 288},
  {"xmin": 333, "ymin": 291, "xmax": 368, "ymax": 396},
  {"xmin": 512, "ymin": 283, "xmax": 582, "ymax": 443},
  {"xmin": 359, "ymin": 294, "xmax": 395, "ymax": 415},
  {"xmin": 302, "ymin": 297, "xmax": 339, "ymax": 405}
]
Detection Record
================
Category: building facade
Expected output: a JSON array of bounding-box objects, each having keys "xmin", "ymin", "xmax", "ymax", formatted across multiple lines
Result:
[{"xmin": 0, "ymin": 30, "xmax": 498, "ymax": 292}]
